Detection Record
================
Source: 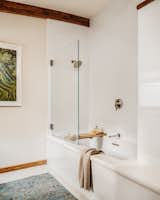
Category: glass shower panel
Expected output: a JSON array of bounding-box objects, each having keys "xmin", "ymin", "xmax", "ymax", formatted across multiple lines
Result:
[
  {"xmin": 49, "ymin": 39, "xmax": 81, "ymax": 139},
  {"xmin": 47, "ymin": 20, "xmax": 89, "ymax": 143},
  {"xmin": 78, "ymin": 41, "xmax": 89, "ymax": 135},
  {"xmin": 55, "ymin": 41, "xmax": 76, "ymax": 135}
]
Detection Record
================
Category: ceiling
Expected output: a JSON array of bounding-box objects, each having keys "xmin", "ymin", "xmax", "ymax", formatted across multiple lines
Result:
[
  {"xmin": 137, "ymin": 0, "xmax": 144, "ymax": 3},
  {"xmin": 8, "ymin": 0, "xmax": 110, "ymax": 18}
]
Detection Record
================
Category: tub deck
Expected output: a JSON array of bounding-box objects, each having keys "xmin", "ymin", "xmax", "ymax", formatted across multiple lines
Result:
[{"xmin": 47, "ymin": 135, "xmax": 160, "ymax": 200}]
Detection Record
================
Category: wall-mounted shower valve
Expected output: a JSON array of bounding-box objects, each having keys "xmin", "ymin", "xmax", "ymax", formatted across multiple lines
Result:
[{"xmin": 115, "ymin": 98, "xmax": 123, "ymax": 111}]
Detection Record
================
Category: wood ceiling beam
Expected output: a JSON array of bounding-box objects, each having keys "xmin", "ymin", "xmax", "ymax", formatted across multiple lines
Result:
[
  {"xmin": 0, "ymin": 0, "xmax": 90, "ymax": 27},
  {"xmin": 137, "ymin": 0, "xmax": 155, "ymax": 9}
]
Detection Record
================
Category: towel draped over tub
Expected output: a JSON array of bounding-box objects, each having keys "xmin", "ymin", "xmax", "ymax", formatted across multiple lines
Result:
[{"xmin": 79, "ymin": 148, "xmax": 103, "ymax": 191}]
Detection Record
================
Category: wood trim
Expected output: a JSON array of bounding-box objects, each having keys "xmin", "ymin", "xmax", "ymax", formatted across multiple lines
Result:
[
  {"xmin": 0, "ymin": 1, "xmax": 90, "ymax": 27},
  {"xmin": 0, "ymin": 160, "xmax": 47, "ymax": 173},
  {"xmin": 79, "ymin": 132, "xmax": 106, "ymax": 139},
  {"xmin": 137, "ymin": 0, "xmax": 155, "ymax": 9}
]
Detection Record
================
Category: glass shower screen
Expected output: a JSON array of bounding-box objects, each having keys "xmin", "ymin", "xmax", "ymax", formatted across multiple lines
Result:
[{"xmin": 49, "ymin": 40, "xmax": 82, "ymax": 141}]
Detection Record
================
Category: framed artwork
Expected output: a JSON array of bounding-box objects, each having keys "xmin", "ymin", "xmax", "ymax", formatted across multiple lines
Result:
[{"xmin": 0, "ymin": 42, "xmax": 22, "ymax": 106}]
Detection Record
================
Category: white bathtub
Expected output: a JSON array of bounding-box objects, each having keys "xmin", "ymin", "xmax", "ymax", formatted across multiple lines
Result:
[{"xmin": 47, "ymin": 135, "xmax": 160, "ymax": 200}]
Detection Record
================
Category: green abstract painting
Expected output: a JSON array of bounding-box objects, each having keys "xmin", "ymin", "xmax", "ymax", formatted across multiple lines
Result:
[{"xmin": 0, "ymin": 48, "xmax": 16, "ymax": 101}]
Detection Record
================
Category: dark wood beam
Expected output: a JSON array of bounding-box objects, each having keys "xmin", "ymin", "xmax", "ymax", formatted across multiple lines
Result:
[
  {"xmin": 137, "ymin": 0, "xmax": 155, "ymax": 9},
  {"xmin": 0, "ymin": 0, "xmax": 90, "ymax": 27}
]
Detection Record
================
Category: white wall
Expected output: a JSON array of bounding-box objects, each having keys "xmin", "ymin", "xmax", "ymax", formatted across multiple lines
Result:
[
  {"xmin": 138, "ymin": 1, "xmax": 160, "ymax": 165},
  {"xmin": 47, "ymin": 20, "xmax": 89, "ymax": 134},
  {"xmin": 0, "ymin": 0, "xmax": 138, "ymax": 166},
  {"xmin": 46, "ymin": 1, "xmax": 138, "ymax": 159},
  {"xmin": 0, "ymin": 13, "xmax": 47, "ymax": 167},
  {"xmin": 89, "ymin": 0, "xmax": 137, "ymax": 158}
]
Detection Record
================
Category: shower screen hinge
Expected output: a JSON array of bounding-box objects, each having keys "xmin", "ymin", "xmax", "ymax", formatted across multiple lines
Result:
[
  {"xmin": 50, "ymin": 123, "xmax": 54, "ymax": 130},
  {"xmin": 50, "ymin": 59, "xmax": 54, "ymax": 67}
]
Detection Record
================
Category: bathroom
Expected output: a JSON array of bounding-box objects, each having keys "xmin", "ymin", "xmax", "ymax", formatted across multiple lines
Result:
[{"xmin": 0, "ymin": 0, "xmax": 160, "ymax": 200}]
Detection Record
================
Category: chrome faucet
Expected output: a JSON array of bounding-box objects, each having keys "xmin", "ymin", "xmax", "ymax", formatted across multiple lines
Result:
[{"xmin": 108, "ymin": 133, "xmax": 120, "ymax": 138}]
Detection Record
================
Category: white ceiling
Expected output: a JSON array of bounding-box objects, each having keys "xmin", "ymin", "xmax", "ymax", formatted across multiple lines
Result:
[
  {"xmin": 9, "ymin": 0, "xmax": 110, "ymax": 18},
  {"xmin": 137, "ymin": 0, "xmax": 144, "ymax": 3}
]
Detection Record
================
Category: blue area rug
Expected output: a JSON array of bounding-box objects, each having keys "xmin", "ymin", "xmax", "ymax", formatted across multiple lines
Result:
[{"xmin": 0, "ymin": 173, "xmax": 77, "ymax": 200}]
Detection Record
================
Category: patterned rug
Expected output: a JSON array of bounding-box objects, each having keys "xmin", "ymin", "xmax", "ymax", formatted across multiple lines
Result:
[{"xmin": 0, "ymin": 173, "xmax": 77, "ymax": 200}]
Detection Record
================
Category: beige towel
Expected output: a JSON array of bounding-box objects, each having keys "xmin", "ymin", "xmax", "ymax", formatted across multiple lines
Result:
[{"xmin": 79, "ymin": 148, "xmax": 103, "ymax": 190}]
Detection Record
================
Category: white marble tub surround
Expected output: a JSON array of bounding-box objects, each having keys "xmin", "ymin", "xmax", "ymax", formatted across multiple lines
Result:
[
  {"xmin": 92, "ymin": 162, "xmax": 160, "ymax": 200},
  {"xmin": 47, "ymin": 135, "xmax": 97, "ymax": 200},
  {"xmin": 47, "ymin": 135, "xmax": 160, "ymax": 200},
  {"xmin": 92, "ymin": 154, "xmax": 160, "ymax": 196},
  {"xmin": 115, "ymin": 163, "xmax": 160, "ymax": 196},
  {"xmin": 101, "ymin": 134, "xmax": 137, "ymax": 160}
]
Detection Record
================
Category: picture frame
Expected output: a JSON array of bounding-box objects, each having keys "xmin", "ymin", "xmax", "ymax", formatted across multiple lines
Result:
[{"xmin": 0, "ymin": 42, "xmax": 22, "ymax": 106}]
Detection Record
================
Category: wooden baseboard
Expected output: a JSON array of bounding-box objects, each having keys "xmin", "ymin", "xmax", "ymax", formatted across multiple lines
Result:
[{"xmin": 0, "ymin": 160, "xmax": 47, "ymax": 173}]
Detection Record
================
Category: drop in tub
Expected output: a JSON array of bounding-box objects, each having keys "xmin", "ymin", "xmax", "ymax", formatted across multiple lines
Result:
[{"xmin": 47, "ymin": 134, "xmax": 160, "ymax": 200}]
